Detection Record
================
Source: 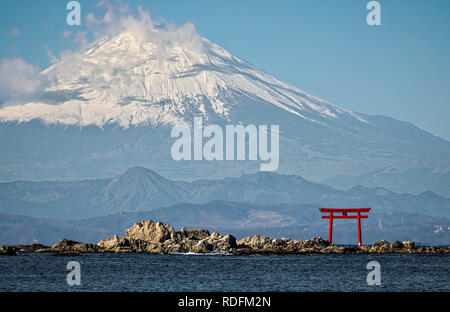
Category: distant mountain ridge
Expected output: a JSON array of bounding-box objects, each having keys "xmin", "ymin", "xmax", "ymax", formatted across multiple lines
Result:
[
  {"xmin": 323, "ymin": 156, "xmax": 450, "ymax": 197},
  {"xmin": 0, "ymin": 166, "xmax": 448, "ymax": 220}
]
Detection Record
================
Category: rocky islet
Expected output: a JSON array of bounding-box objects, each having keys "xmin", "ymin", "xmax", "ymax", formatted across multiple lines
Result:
[{"xmin": 1, "ymin": 220, "xmax": 448, "ymax": 256}]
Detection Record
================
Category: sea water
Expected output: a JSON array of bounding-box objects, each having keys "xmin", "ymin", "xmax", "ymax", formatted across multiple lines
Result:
[{"xmin": 0, "ymin": 252, "xmax": 448, "ymax": 291}]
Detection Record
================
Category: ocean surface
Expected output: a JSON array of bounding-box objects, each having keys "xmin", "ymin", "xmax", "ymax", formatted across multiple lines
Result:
[{"xmin": 0, "ymin": 252, "xmax": 449, "ymax": 292}]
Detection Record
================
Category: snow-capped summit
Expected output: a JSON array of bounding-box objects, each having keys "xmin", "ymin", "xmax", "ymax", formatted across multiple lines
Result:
[{"xmin": 0, "ymin": 28, "xmax": 363, "ymax": 128}]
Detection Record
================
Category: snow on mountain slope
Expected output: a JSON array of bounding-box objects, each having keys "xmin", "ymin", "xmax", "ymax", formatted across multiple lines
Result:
[
  {"xmin": 0, "ymin": 18, "xmax": 448, "ymax": 196},
  {"xmin": 0, "ymin": 30, "xmax": 364, "ymax": 128}
]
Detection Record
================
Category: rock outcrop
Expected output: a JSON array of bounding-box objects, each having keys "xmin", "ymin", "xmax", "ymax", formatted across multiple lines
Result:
[
  {"xmin": 0, "ymin": 245, "xmax": 17, "ymax": 256},
  {"xmin": 360, "ymin": 240, "xmax": 440, "ymax": 253},
  {"xmin": 98, "ymin": 235, "xmax": 157, "ymax": 253},
  {"xmin": 5, "ymin": 220, "xmax": 449, "ymax": 255},
  {"xmin": 47, "ymin": 239, "xmax": 101, "ymax": 256},
  {"xmin": 126, "ymin": 220, "xmax": 177, "ymax": 243},
  {"xmin": 98, "ymin": 220, "xmax": 237, "ymax": 254},
  {"xmin": 236, "ymin": 235, "xmax": 331, "ymax": 254}
]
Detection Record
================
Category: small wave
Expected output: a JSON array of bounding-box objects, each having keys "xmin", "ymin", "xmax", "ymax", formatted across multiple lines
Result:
[{"xmin": 169, "ymin": 251, "xmax": 232, "ymax": 256}]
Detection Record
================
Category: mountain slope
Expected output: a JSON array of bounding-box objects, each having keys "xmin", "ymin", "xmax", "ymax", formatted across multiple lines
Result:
[
  {"xmin": 0, "ymin": 31, "xmax": 364, "ymax": 128},
  {"xmin": 0, "ymin": 28, "xmax": 449, "ymax": 195}
]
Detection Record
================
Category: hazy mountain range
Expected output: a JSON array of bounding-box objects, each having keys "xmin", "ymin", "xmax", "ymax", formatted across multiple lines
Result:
[{"xmin": 0, "ymin": 166, "xmax": 448, "ymax": 220}]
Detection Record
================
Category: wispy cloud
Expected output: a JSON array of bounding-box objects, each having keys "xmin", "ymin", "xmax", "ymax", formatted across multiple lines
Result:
[
  {"xmin": 10, "ymin": 28, "xmax": 20, "ymax": 36},
  {"xmin": 0, "ymin": 58, "xmax": 47, "ymax": 103},
  {"xmin": 65, "ymin": 0, "xmax": 204, "ymax": 55},
  {"xmin": 1, "ymin": 0, "xmax": 204, "ymax": 105}
]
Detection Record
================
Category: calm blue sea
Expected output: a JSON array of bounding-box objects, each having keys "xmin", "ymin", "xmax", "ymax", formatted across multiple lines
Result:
[{"xmin": 0, "ymin": 252, "xmax": 448, "ymax": 292}]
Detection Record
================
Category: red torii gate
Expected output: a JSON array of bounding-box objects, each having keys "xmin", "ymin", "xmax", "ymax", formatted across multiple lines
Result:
[{"xmin": 319, "ymin": 207, "xmax": 371, "ymax": 247}]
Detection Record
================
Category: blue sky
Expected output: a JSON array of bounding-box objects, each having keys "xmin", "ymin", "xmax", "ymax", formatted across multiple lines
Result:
[{"xmin": 1, "ymin": 0, "xmax": 449, "ymax": 140}]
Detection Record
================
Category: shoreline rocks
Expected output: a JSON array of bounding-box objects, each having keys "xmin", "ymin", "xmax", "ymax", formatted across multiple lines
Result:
[
  {"xmin": 2, "ymin": 220, "xmax": 450, "ymax": 256},
  {"xmin": 0, "ymin": 245, "xmax": 18, "ymax": 256}
]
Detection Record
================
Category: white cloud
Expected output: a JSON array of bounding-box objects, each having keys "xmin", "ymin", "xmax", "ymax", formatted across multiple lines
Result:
[
  {"xmin": 0, "ymin": 58, "xmax": 46, "ymax": 102},
  {"xmin": 119, "ymin": 6, "xmax": 204, "ymax": 54},
  {"xmin": 66, "ymin": 1, "xmax": 204, "ymax": 55},
  {"xmin": 1, "ymin": 1, "xmax": 204, "ymax": 106}
]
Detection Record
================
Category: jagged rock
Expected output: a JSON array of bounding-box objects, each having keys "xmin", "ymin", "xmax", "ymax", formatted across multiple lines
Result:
[
  {"xmin": 238, "ymin": 235, "xmax": 271, "ymax": 249},
  {"xmin": 359, "ymin": 246, "xmax": 371, "ymax": 252},
  {"xmin": 260, "ymin": 239, "xmax": 289, "ymax": 253},
  {"xmin": 178, "ymin": 228, "xmax": 210, "ymax": 241},
  {"xmin": 51, "ymin": 239, "xmax": 100, "ymax": 253},
  {"xmin": 192, "ymin": 239, "xmax": 215, "ymax": 253},
  {"xmin": 372, "ymin": 240, "xmax": 390, "ymax": 248},
  {"xmin": 97, "ymin": 235, "xmax": 132, "ymax": 252},
  {"xmin": 371, "ymin": 240, "xmax": 391, "ymax": 252},
  {"xmin": 402, "ymin": 241, "xmax": 415, "ymax": 249},
  {"xmin": 368, "ymin": 240, "xmax": 419, "ymax": 253},
  {"xmin": 13, "ymin": 244, "xmax": 49, "ymax": 252},
  {"xmin": 162, "ymin": 241, "xmax": 183, "ymax": 253},
  {"xmin": 219, "ymin": 234, "xmax": 237, "ymax": 249},
  {"xmin": 126, "ymin": 220, "xmax": 176, "ymax": 244},
  {"xmin": 237, "ymin": 236, "xmax": 330, "ymax": 253},
  {"xmin": 210, "ymin": 232, "xmax": 220, "ymax": 240},
  {"xmin": 390, "ymin": 240, "xmax": 404, "ymax": 249},
  {"xmin": 146, "ymin": 243, "xmax": 163, "ymax": 253},
  {"xmin": 341, "ymin": 246, "xmax": 359, "ymax": 253},
  {"xmin": 97, "ymin": 235, "xmax": 149, "ymax": 253},
  {"xmin": 300, "ymin": 237, "xmax": 330, "ymax": 249}
]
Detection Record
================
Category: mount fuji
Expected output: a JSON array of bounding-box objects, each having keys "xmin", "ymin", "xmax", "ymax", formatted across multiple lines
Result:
[{"xmin": 0, "ymin": 26, "xmax": 449, "ymax": 196}]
